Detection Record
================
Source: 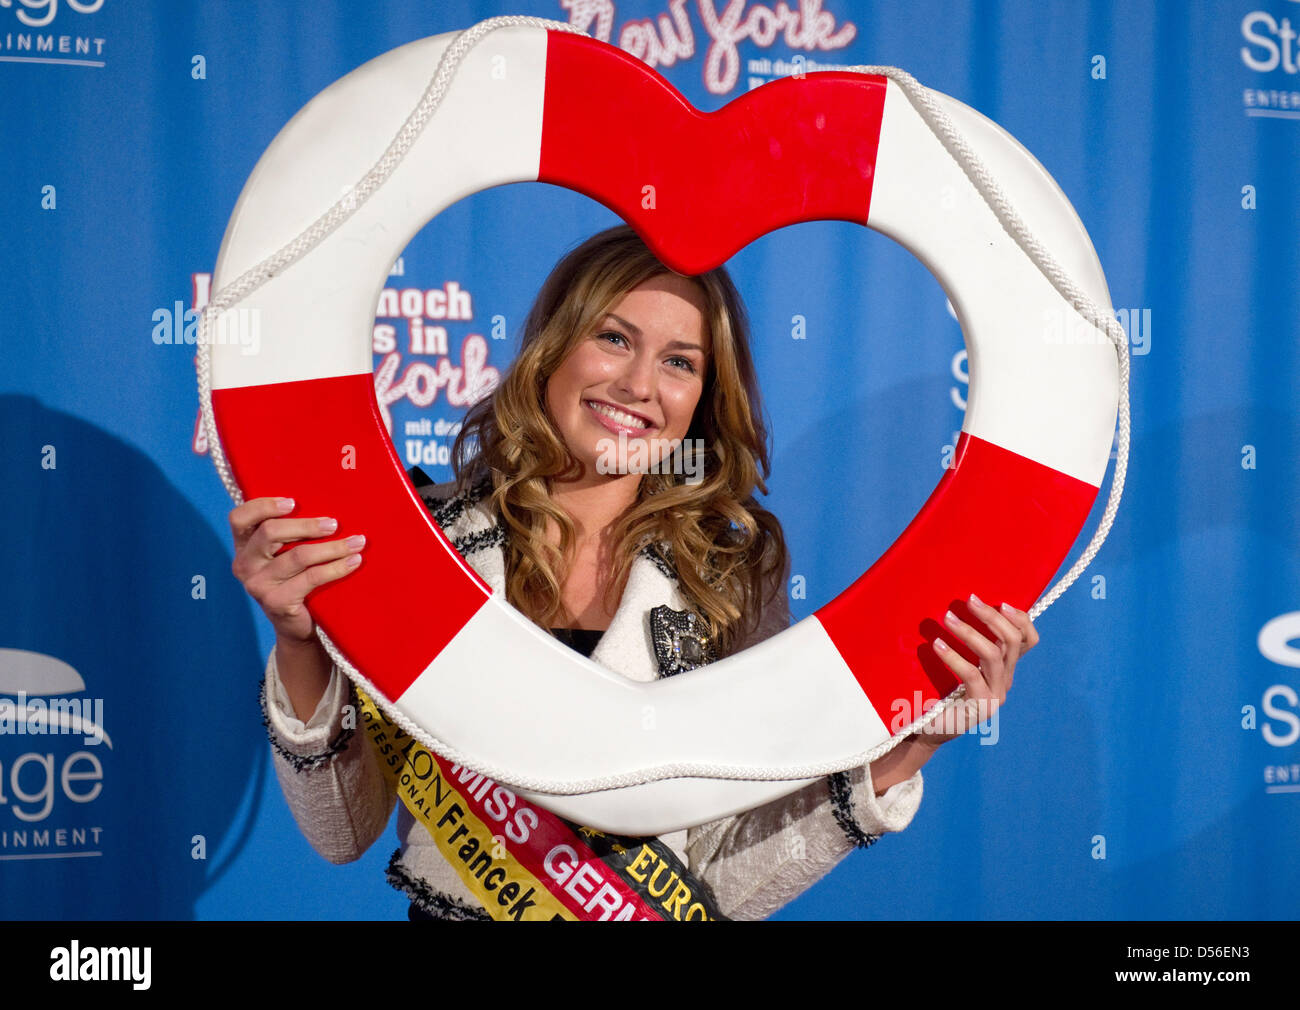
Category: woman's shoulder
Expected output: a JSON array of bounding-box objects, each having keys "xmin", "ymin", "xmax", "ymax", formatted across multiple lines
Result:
[
  {"xmin": 407, "ymin": 465, "xmax": 456, "ymax": 500},
  {"xmin": 406, "ymin": 466, "xmax": 495, "ymax": 533}
]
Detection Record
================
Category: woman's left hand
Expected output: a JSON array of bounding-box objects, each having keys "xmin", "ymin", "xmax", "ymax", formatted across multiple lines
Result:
[{"xmin": 918, "ymin": 594, "xmax": 1039, "ymax": 747}]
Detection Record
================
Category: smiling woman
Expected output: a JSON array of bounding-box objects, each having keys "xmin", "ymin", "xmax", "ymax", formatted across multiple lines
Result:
[
  {"xmin": 452, "ymin": 225, "xmax": 782, "ymax": 651},
  {"xmin": 231, "ymin": 223, "xmax": 1039, "ymax": 921}
]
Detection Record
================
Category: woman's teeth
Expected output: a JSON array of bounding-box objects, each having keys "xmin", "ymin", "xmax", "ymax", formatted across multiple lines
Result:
[{"xmin": 586, "ymin": 401, "xmax": 649, "ymax": 429}]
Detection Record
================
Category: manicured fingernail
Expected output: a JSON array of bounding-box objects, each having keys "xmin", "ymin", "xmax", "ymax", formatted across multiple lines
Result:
[
  {"xmin": 969, "ymin": 593, "xmax": 984, "ymax": 608},
  {"xmin": 319, "ymin": 517, "xmax": 338, "ymax": 533},
  {"xmin": 346, "ymin": 534, "xmax": 366, "ymax": 549},
  {"xmin": 1000, "ymin": 602, "xmax": 1017, "ymax": 615},
  {"xmin": 345, "ymin": 553, "xmax": 363, "ymax": 568},
  {"xmin": 277, "ymin": 498, "xmax": 295, "ymax": 512},
  {"xmin": 944, "ymin": 610, "xmax": 958, "ymax": 627},
  {"xmin": 933, "ymin": 637, "xmax": 949, "ymax": 651}
]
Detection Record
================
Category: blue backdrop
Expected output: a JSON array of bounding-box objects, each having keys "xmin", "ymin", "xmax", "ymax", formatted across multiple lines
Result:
[{"xmin": 1, "ymin": 0, "xmax": 1297, "ymax": 920}]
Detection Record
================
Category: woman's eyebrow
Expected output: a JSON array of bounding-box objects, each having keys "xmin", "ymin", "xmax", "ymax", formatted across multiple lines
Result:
[{"xmin": 603, "ymin": 312, "xmax": 641, "ymax": 336}]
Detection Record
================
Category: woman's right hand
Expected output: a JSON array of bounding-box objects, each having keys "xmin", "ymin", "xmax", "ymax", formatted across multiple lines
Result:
[
  {"xmin": 228, "ymin": 496, "xmax": 366, "ymax": 643},
  {"xmin": 230, "ymin": 497, "xmax": 366, "ymax": 721}
]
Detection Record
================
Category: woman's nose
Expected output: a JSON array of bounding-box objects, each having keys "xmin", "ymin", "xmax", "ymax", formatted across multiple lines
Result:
[{"xmin": 615, "ymin": 351, "xmax": 655, "ymax": 401}]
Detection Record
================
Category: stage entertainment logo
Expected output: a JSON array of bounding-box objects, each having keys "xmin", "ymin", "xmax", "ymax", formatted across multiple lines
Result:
[
  {"xmin": 0, "ymin": 0, "xmax": 107, "ymax": 68},
  {"xmin": 560, "ymin": 0, "xmax": 859, "ymax": 95},
  {"xmin": 0, "ymin": 648, "xmax": 110, "ymax": 861},
  {"xmin": 1240, "ymin": 1, "xmax": 1300, "ymax": 118}
]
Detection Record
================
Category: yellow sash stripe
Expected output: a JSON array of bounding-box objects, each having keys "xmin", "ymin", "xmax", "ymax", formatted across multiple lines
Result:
[{"xmin": 357, "ymin": 688, "xmax": 576, "ymax": 921}]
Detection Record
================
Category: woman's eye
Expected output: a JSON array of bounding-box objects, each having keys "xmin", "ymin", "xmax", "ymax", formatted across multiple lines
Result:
[
  {"xmin": 597, "ymin": 330, "xmax": 628, "ymax": 348},
  {"xmin": 667, "ymin": 356, "xmax": 696, "ymax": 373}
]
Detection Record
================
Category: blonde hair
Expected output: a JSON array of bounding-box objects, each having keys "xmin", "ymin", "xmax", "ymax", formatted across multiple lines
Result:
[{"xmin": 451, "ymin": 224, "xmax": 787, "ymax": 656}]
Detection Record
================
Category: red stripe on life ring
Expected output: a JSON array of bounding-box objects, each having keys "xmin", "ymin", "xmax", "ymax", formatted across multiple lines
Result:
[
  {"xmin": 538, "ymin": 31, "xmax": 887, "ymax": 276},
  {"xmin": 817, "ymin": 432, "xmax": 1099, "ymax": 727},
  {"xmin": 213, "ymin": 374, "xmax": 490, "ymax": 699}
]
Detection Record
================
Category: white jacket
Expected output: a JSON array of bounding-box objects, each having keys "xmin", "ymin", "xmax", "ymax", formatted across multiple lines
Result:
[{"xmin": 261, "ymin": 472, "xmax": 923, "ymax": 920}]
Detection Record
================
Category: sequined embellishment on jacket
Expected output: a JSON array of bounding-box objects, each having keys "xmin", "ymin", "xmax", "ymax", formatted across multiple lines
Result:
[{"xmin": 649, "ymin": 605, "xmax": 717, "ymax": 678}]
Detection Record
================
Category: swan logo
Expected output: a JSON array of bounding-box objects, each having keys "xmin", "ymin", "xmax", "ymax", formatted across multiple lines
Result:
[
  {"xmin": 0, "ymin": 650, "xmax": 109, "ymax": 747},
  {"xmin": 0, "ymin": 648, "xmax": 109, "ymax": 857}
]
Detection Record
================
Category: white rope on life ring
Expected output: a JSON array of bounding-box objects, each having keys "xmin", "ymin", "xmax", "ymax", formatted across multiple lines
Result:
[{"xmin": 198, "ymin": 16, "xmax": 1128, "ymax": 835}]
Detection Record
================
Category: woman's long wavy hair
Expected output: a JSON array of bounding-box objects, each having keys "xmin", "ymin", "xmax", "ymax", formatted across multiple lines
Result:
[{"xmin": 450, "ymin": 224, "xmax": 787, "ymax": 657}]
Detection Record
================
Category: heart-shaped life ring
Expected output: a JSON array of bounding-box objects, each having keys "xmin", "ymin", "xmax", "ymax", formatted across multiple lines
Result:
[{"xmin": 200, "ymin": 17, "xmax": 1124, "ymax": 835}]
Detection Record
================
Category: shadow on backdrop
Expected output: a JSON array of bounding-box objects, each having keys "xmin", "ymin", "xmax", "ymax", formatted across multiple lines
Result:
[{"xmin": 0, "ymin": 395, "xmax": 263, "ymax": 918}]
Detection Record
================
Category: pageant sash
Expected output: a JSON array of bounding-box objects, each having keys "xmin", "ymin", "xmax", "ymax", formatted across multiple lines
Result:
[{"xmin": 356, "ymin": 687, "xmax": 727, "ymax": 921}]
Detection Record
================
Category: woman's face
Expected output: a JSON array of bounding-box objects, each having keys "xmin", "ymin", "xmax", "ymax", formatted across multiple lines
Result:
[{"xmin": 545, "ymin": 273, "xmax": 711, "ymax": 479}]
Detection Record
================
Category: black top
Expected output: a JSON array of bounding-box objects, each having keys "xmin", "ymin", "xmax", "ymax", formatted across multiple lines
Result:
[{"xmin": 550, "ymin": 627, "xmax": 605, "ymax": 659}]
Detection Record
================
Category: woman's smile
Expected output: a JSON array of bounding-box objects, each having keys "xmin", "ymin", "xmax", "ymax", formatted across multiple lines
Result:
[{"xmin": 583, "ymin": 398, "xmax": 655, "ymax": 436}]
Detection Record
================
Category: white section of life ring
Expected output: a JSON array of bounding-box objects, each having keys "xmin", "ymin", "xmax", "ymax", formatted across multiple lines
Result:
[
  {"xmin": 870, "ymin": 84, "xmax": 1118, "ymax": 488},
  {"xmin": 210, "ymin": 28, "xmax": 548, "ymax": 392}
]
